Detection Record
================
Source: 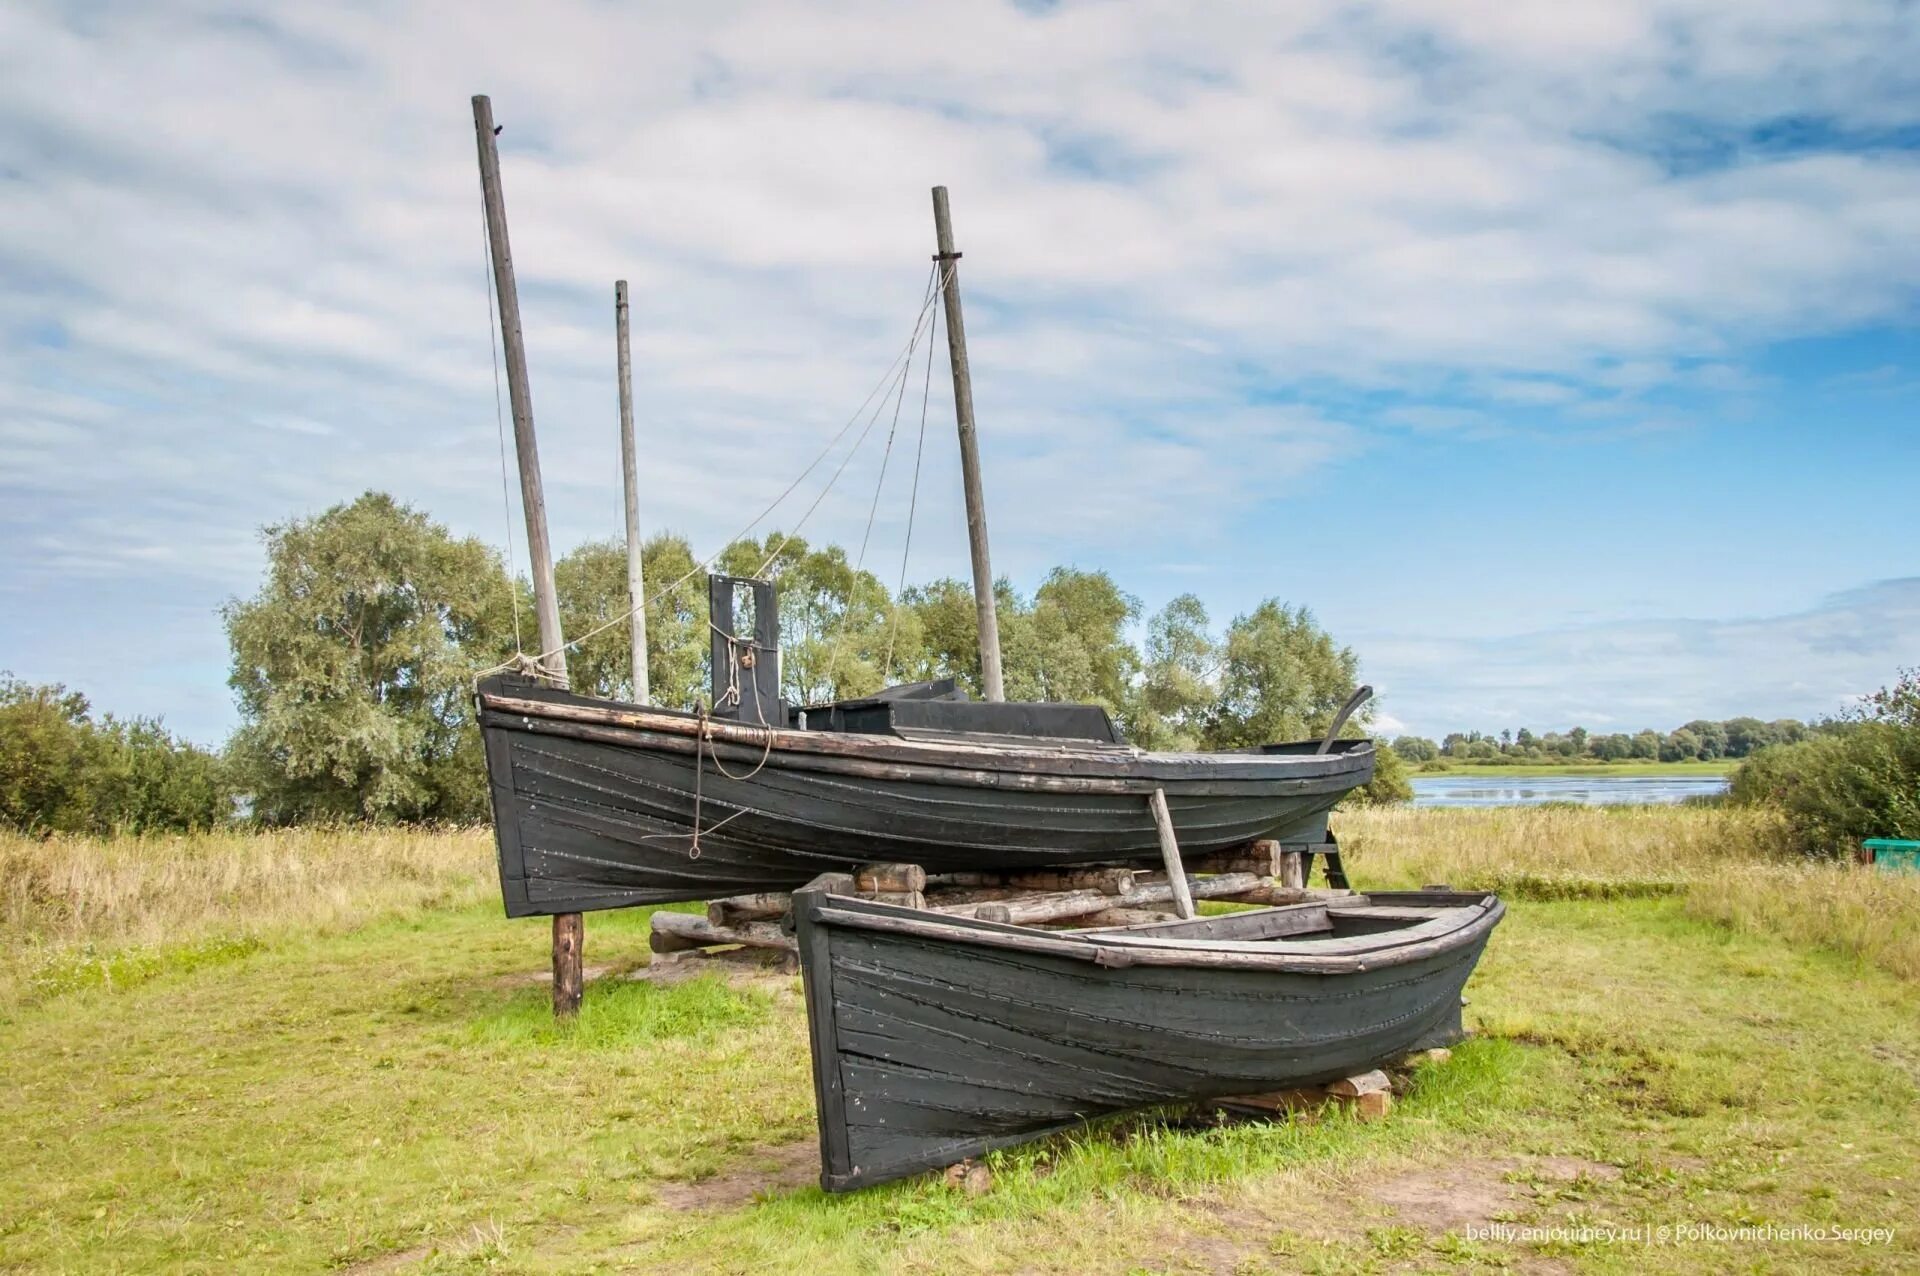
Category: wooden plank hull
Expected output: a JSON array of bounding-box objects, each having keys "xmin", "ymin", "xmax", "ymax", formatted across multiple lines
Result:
[
  {"xmin": 794, "ymin": 891, "xmax": 1503, "ymax": 1191},
  {"xmin": 477, "ymin": 677, "xmax": 1376, "ymax": 916}
]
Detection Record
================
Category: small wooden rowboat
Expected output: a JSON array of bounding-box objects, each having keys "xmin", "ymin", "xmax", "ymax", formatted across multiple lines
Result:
[{"xmin": 793, "ymin": 884, "xmax": 1503, "ymax": 1191}]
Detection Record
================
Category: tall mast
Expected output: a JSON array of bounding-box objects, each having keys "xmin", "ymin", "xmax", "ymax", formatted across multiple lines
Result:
[
  {"xmin": 615, "ymin": 280, "xmax": 649, "ymax": 703},
  {"xmin": 930, "ymin": 186, "xmax": 1006, "ymax": 701},
  {"xmin": 473, "ymin": 94, "xmax": 581, "ymax": 1018}
]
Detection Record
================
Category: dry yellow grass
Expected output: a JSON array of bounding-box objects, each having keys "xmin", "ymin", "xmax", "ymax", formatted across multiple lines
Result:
[
  {"xmin": 1686, "ymin": 860, "xmax": 1920, "ymax": 981},
  {"xmin": 5, "ymin": 805, "xmax": 1913, "ymax": 1003},
  {"xmin": 0, "ymin": 824, "xmax": 494, "ymax": 1002},
  {"xmin": 1337, "ymin": 803, "xmax": 1793, "ymax": 894}
]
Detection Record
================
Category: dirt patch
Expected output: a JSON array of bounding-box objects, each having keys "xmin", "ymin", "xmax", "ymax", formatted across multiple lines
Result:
[
  {"xmin": 493, "ymin": 962, "xmax": 631, "ymax": 989},
  {"xmin": 651, "ymin": 1141, "xmax": 818, "ymax": 1211},
  {"xmin": 1369, "ymin": 1158, "xmax": 1520, "ymax": 1233},
  {"xmin": 1528, "ymin": 1156, "xmax": 1623, "ymax": 1184},
  {"xmin": 492, "ymin": 946, "xmax": 798, "ymax": 991}
]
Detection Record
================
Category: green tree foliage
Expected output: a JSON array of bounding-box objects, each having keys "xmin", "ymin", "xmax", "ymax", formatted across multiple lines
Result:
[
  {"xmin": 1730, "ymin": 669, "xmax": 1920, "ymax": 856},
  {"xmin": 1357, "ymin": 742, "xmax": 1415, "ymax": 806},
  {"xmin": 223, "ymin": 492, "xmax": 516, "ymax": 823},
  {"xmin": 1392, "ymin": 736, "xmax": 1440, "ymax": 763},
  {"xmin": 0, "ymin": 676, "xmax": 229, "ymax": 833},
  {"xmin": 1433, "ymin": 714, "xmax": 1826, "ymax": 766},
  {"xmin": 1001, "ymin": 568, "xmax": 1141, "ymax": 713},
  {"xmin": 897, "ymin": 577, "xmax": 984, "ymax": 695},
  {"xmin": 1130, "ymin": 595, "xmax": 1217, "ymax": 751},
  {"xmin": 553, "ymin": 534, "xmax": 708, "ymax": 709},
  {"xmin": 205, "ymin": 493, "xmax": 1414, "ymax": 821},
  {"xmin": 1205, "ymin": 601, "xmax": 1361, "ymax": 749}
]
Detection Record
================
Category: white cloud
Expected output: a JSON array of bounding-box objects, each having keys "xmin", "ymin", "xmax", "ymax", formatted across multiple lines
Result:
[
  {"xmin": 1, "ymin": 1, "xmax": 1916, "ymax": 739},
  {"xmin": 1364, "ymin": 578, "xmax": 1920, "ymax": 738}
]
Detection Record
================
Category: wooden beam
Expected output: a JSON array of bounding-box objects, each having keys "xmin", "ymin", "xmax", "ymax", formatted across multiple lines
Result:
[
  {"xmin": 943, "ymin": 871, "xmax": 1263, "ymax": 926},
  {"xmin": 649, "ymin": 912, "xmax": 793, "ymax": 953},
  {"xmin": 855, "ymin": 863, "xmax": 928, "ymax": 893},
  {"xmin": 473, "ymin": 93, "xmax": 579, "ymax": 1018},
  {"xmin": 930, "ymin": 186, "xmax": 1004, "ymax": 702},
  {"xmin": 707, "ymin": 892, "xmax": 793, "ymax": 927},
  {"xmin": 1148, "ymin": 788, "xmax": 1196, "ymax": 920}
]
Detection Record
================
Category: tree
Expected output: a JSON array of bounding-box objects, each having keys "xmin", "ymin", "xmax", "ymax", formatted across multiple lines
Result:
[
  {"xmin": 0, "ymin": 675, "xmax": 229, "ymax": 833},
  {"xmin": 1392, "ymin": 736, "xmax": 1440, "ymax": 763},
  {"xmin": 1594, "ymin": 732, "xmax": 1634, "ymax": 761},
  {"xmin": 1569, "ymin": 725, "xmax": 1589, "ymax": 756},
  {"xmin": 1731, "ymin": 671, "xmax": 1920, "ymax": 855},
  {"xmin": 1681, "ymin": 719, "xmax": 1728, "ymax": 760},
  {"xmin": 223, "ymin": 492, "xmax": 515, "ymax": 823},
  {"xmin": 554, "ymin": 534, "xmax": 709, "ymax": 710},
  {"xmin": 1853, "ymin": 667, "xmax": 1920, "ymax": 728},
  {"xmin": 900, "ymin": 577, "xmax": 984, "ymax": 696},
  {"xmin": 1659, "ymin": 728, "xmax": 1702, "ymax": 763},
  {"xmin": 718, "ymin": 533, "xmax": 910, "ymax": 706},
  {"xmin": 1001, "ymin": 568, "xmax": 1140, "ymax": 712},
  {"xmin": 1129, "ymin": 594, "xmax": 1217, "ymax": 750},
  {"xmin": 1204, "ymin": 601, "xmax": 1363, "ymax": 749}
]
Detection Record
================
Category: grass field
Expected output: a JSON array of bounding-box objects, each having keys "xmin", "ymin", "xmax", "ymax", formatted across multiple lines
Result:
[{"xmin": 4, "ymin": 809, "xmax": 1918, "ymax": 1274}]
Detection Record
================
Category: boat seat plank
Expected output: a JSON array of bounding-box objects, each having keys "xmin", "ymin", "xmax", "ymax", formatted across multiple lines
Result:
[
  {"xmin": 1323, "ymin": 905, "xmax": 1458, "ymax": 922},
  {"xmin": 1087, "ymin": 908, "xmax": 1483, "ymax": 955}
]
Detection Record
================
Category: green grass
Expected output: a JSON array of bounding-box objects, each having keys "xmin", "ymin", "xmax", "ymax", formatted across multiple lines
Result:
[
  {"xmin": 4, "ymin": 815, "xmax": 1919, "ymax": 1272},
  {"xmin": 1414, "ymin": 759, "xmax": 1737, "ymax": 778}
]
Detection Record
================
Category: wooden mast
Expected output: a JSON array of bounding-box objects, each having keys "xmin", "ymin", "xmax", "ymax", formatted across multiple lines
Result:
[
  {"xmin": 615, "ymin": 280, "xmax": 649, "ymax": 704},
  {"xmin": 930, "ymin": 186, "xmax": 1006, "ymax": 702},
  {"xmin": 472, "ymin": 93, "xmax": 583, "ymax": 1018}
]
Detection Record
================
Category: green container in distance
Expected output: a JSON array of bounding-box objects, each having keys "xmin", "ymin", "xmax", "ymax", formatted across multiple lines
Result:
[{"xmin": 1863, "ymin": 839, "xmax": 1920, "ymax": 873}]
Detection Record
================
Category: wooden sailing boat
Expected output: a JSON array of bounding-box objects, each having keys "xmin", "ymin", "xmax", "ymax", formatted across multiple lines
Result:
[
  {"xmin": 475, "ymin": 183, "xmax": 1375, "ymax": 917},
  {"xmin": 478, "ymin": 577, "xmax": 1375, "ymax": 915}
]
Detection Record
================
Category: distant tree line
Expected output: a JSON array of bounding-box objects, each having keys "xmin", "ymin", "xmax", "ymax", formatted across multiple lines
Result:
[
  {"xmin": 0, "ymin": 676, "xmax": 229, "ymax": 834},
  {"xmin": 1, "ymin": 491, "xmax": 1407, "ymax": 833},
  {"xmin": 1389, "ymin": 717, "xmax": 1829, "ymax": 767}
]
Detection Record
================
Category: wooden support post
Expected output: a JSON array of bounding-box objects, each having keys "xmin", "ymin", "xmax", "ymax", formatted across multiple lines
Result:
[
  {"xmin": 551, "ymin": 911, "xmax": 583, "ymax": 1005},
  {"xmin": 1148, "ymin": 788, "xmax": 1196, "ymax": 920},
  {"xmin": 1280, "ymin": 849, "xmax": 1306, "ymax": 890},
  {"xmin": 615, "ymin": 279, "xmax": 649, "ymax": 704},
  {"xmin": 474, "ymin": 94, "xmax": 580, "ymax": 1017},
  {"xmin": 930, "ymin": 186, "xmax": 1005, "ymax": 702}
]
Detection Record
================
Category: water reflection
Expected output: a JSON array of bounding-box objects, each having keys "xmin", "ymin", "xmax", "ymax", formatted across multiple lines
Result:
[{"xmin": 1409, "ymin": 773, "xmax": 1730, "ymax": 808}]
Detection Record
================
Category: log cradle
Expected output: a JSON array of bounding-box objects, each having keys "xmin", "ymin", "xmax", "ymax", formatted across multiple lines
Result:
[
  {"xmin": 794, "ymin": 884, "xmax": 1505, "ymax": 1191},
  {"xmin": 475, "ymin": 670, "xmax": 1375, "ymax": 916}
]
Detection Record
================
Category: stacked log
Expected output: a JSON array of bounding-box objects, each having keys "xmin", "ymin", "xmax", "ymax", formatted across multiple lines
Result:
[{"xmin": 650, "ymin": 845, "xmax": 1348, "ymax": 959}]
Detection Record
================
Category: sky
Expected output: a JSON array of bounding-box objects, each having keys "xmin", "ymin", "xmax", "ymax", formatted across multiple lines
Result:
[{"xmin": 2, "ymin": 0, "xmax": 1916, "ymax": 745}]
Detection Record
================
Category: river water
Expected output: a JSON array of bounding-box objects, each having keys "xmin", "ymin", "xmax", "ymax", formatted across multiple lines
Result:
[{"xmin": 1408, "ymin": 773, "xmax": 1731, "ymax": 808}]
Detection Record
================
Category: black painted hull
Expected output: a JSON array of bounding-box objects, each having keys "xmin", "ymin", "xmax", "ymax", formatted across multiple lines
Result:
[
  {"xmin": 794, "ymin": 890, "xmax": 1503, "ymax": 1190},
  {"xmin": 477, "ymin": 677, "xmax": 1376, "ymax": 916}
]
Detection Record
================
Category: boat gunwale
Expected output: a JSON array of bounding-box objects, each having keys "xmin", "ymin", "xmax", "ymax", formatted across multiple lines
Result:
[
  {"xmin": 478, "ymin": 681, "xmax": 1376, "ymax": 787},
  {"xmin": 796, "ymin": 890, "xmax": 1504, "ymax": 975}
]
